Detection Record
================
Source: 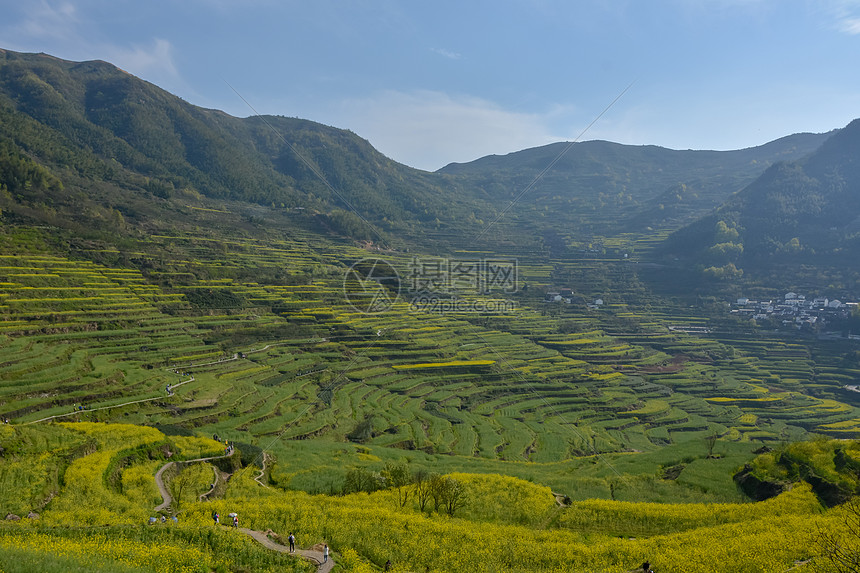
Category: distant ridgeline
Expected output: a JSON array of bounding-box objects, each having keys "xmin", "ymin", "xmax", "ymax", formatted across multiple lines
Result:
[
  {"xmin": 0, "ymin": 48, "xmax": 836, "ymax": 258},
  {"xmin": 662, "ymin": 118, "xmax": 860, "ymax": 289}
]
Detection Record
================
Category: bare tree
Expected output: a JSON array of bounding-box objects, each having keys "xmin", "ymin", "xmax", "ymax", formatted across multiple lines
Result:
[
  {"xmin": 429, "ymin": 473, "xmax": 446, "ymax": 512},
  {"xmin": 440, "ymin": 477, "xmax": 467, "ymax": 517},
  {"xmin": 168, "ymin": 463, "xmax": 210, "ymax": 513},
  {"xmin": 343, "ymin": 467, "xmax": 383, "ymax": 494},
  {"xmin": 813, "ymin": 497, "xmax": 860, "ymax": 573},
  {"xmin": 381, "ymin": 462, "xmax": 412, "ymax": 508},
  {"xmin": 705, "ymin": 433, "xmax": 718, "ymax": 458},
  {"xmin": 414, "ymin": 469, "xmax": 433, "ymax": 512}
]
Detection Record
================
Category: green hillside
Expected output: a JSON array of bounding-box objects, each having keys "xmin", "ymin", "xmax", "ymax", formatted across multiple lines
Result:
[
  {"xmin": 664, "ymin": 118, "xmax": 860, "ymax": 287},
  {"xmin": 439, "ymin": 134, "xmax": 829, "ymax": 254},
  {"xmin": 4, "ymin": 47, "xmax": 860, "ymax": 572},
  {"xmin": 0, "ymin": 49, "xmax": 487, "ymax": 247},
  {"xmin": 0, "ymin": 49, "xmax": 831, "ymax": 255}
]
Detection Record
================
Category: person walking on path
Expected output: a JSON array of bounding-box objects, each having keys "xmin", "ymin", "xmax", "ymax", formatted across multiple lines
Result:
[
  {"xmin": 288, "ymin": 532, "xmax": 295, "ymax": 552},
  {"xmin": 323, "ymin": 544, "xmax": 329, "ymax": 563},
  {"xmin": 212, "ymin": 511, "xmax": 219, "ymax": 525}
]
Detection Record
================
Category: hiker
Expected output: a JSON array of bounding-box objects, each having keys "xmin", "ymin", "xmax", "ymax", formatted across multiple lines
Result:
[
  {"xmin": 288, "ymin": 532, "xmax": 295, "ymax": 552},
  {"xmin": 642, "ymin": 562, "xmax": 654, "ymax": 573},
  {"xmin": 213, "ymin": 511, "xmax": 219, "ymax": 525},
  {"xmin": 233, "ymin": 515, "xmax": 238, "ymax": 528},
  {"xmin": 384, "ymin": 559, "xmax": 392, "ymax": 571},
  {"xmin": 160, "ymin": 515, "xmax": 166, "ymax": 524},
  {"xmin": 323, "ymin": 544, "xmax": 329, "ymax": 563}
]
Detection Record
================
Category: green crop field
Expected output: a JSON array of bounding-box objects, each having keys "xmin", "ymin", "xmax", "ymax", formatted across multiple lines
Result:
[{"xmin": 4, "ymin": 225, "xmax": 857, "ymax": 506}]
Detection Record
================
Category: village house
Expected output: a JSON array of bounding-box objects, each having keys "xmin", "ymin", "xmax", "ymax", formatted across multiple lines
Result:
[{"xmin": 731, "ymin": 290, "xmax": 856, "ymax": 331}]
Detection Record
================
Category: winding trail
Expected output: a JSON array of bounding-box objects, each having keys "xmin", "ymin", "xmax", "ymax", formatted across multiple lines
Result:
[
  {"xmin": 22, "ymin": 376, "xmax": 195, "ymax": 425},
  {"xmin": 199, "ymin": 464, "xmax": 222, "ymax": 501},
  {"xmin": 153, "ymin": 454, "xmax": 334, "ymax": 572},
  {"xmin": 154, "ymin": 449, "xmax": 236, "ymax": 512},
  {"xmin": 20, "ymin": 338, "xmax": 328, "ymax": 425},
  {"xmin": 253, "ymin": 452, "xmax": 271, "ymax": 488},
  {"xmin": 165, "ymin": 339, "xmax": 325, "ymax": 372},
  {"xmin": 236, "ymin": 528, "xmax": 334, "ymax": 573}
]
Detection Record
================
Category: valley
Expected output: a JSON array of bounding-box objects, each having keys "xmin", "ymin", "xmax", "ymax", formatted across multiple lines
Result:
[{"xmin": 1, "ymin": 49, "xmax": 860, "ymax": 572}]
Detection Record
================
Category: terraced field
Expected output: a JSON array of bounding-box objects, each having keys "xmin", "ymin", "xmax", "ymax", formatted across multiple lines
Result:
[{"xmin": 2, "ymin": 230, "xmax": 859, "ymax": 487}]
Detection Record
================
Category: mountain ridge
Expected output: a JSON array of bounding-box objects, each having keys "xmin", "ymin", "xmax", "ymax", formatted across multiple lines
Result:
[
  {"xmin": 662, "ymin": 117, "xmax": 860, "ymax": 284},
  {"xmin": 0, "ymin": 48, "xmax": 841, "ymax": 255}
]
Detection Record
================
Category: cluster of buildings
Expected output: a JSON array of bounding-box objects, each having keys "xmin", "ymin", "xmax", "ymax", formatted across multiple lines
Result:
[
  {"xmin": 730, "ymin": 292, "xmax": 857, "ymax": 328},
  {"xmin": 544, "ymin": 288, "xmax": 605, "ymax": 309}
]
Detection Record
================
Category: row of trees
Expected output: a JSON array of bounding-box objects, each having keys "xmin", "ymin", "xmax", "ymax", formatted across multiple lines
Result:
[{"xmin": 343, "ymin": 463, "xmax": 468, "ymax": 516}]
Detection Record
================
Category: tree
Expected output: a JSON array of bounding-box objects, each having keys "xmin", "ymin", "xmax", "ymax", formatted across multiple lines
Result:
[
  {"xmin": 705, "ymin": 433, "xmax": 718, "ymax": 458},
  {"xmin": 813, "ymin": 497, "xmax": 860, "ymax": 572},
  {"xmin": 343, "ymin": 467, "xmax": 383, "ymax": 494},
  {"xmin": 413, "ymin": 469, "xmax": 433, "ymax": 512},
  {"xmin": 715, "ymin": 220, "xmax": 740, "ymax": 242},
  {"xmin": 706, "ymin": 241, "xmax": 743, "ymax": 262},
  {"xmin": 381, "ymin": 461, "xmax": 412, "ymax": 508},
  {"xmin": 347, "ymin": 416, "xmax": 375, "ymax": 443},
  {"xmin": 427, "ymin": 475, "xmax": 468, "ymax": 516},
  {"xmin": 429, "ymin": 473, "xmax": 446, "ymax": 512},
  {"xmin": 167, "ymin": 462, "xmax": 210, "ymax": 513},
  {"xmin": 440, "ymin": 477, "xmax": 468, "ymax": 517}
]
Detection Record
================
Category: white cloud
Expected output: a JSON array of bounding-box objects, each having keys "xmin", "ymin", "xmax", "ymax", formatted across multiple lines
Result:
[
  {"xmin": 332, "ymin": 90, "xmax": 570, "ymax": 171},
  {"xmin": 839, "ymin": 16, "xmax": 860, "ymax": 33},
  {"xmin": 105, "ymin": 38, "xmax": 179, "ymax": 82},
  {"xmin": 826, "ymin": 0, "xmax": 860, "ymax": 33},
  {"xmin": 16, "ymin": 0, "xmax": 78, "ymax": 41},
  {"xmin": 430, "ymin": 47, "xmax": 462, "ymax": 60},
  {"xmin": 0, "ymin": 2, "xmax": 183, "ymax": 96}
]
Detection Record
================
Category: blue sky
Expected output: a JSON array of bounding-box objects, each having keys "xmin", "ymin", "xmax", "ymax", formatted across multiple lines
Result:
[{"xmin": 1, "ymin": 1, "xmax": 859, "ymax": 171}]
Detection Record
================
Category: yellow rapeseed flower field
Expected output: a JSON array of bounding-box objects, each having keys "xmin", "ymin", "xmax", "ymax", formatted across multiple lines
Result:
[{"xmin": 0, "ymin": 423, "xmax": 851, "ymax": 572}]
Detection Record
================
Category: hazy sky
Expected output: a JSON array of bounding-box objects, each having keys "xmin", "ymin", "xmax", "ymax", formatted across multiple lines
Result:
[{"xmin": 1, "ymin": 1, "xmax": 859, "ymax": 171}]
